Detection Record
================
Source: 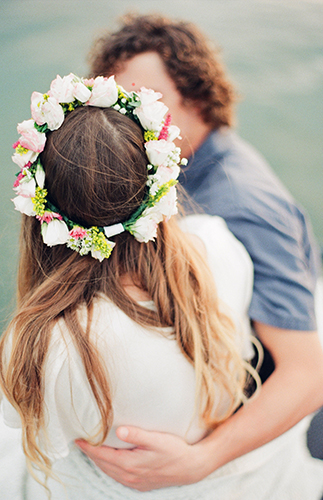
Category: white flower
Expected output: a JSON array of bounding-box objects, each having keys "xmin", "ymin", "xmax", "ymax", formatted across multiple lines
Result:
[
  {"xmin": 153, "ymin": 185, "xmax": 178, "ymax": 220},
  {"xmin": 17, "ymin": 119, "xmax": 46, "ymax": 152},
  {"xmin": 91, "ymin": 248, "xmax": 104, "ymax": 261},
  {"xmin": 49, "ymin": 73, "xmax": 76, "ymax": 103},
  {"xmin": 130, "ymin": 208, "xmax": 162, "ymax": 243},
  {"xmin": 133, "ymin": 87, "xmax": 168, "ymax": 131},
  {"xmin": 151, "ymin": 164, "xmax": 180, "ymax": 187},
  {"xmin": 12, "ymin": 195, "xmax": 35, "ymax": 216},
  {"xmin": 14, "ymin": 177, "xmax": 36, "ymax": 197},
  {"xmin": 167, "ymin": 125, "xmax": 181, "ymax": 142},
  {"xmin": 41, "ymin": 219, "xmax": 69, "ymax": 246},
  {"xmin": 12, "ymin": 149, "xmax": 38, "ymax": 169},
  {"xmin": 147, "ymin": 167, "xmax": 179, "ymax": 196},
  {"xmin": 31, "ymin": 92, "xmax": 47, "ymax": 125},
  {"xmin": 137, "ymin": 87, "xmax": 163, "ymax": 106},
  {"xmin": 31, "ymin": 92, "xmax": 65, "ymax": 131},
  {"xmin": 35, "ymin": 163, "xmax": 45, "ymax": 188},
  {"xmin": 42, "ymin": 99, "xmax": 65, "ymax": 131},
  {"xmin": 145, "ymin": 139, "xmax": 176, "ymax": 167},
  {"xmin": 135, "ymin": 100, "xmax": 168, "ymax": 131},
  {"xmin": 147, "ymin": 177, "xmax": 160, "ymax": 196},
  {"xmin": 88, "ymin": 76, "xmax": 118, "ymax": 107},
  {"xmin": 73, "ymin": 82, "xmax": 91, "ymax": 103}
]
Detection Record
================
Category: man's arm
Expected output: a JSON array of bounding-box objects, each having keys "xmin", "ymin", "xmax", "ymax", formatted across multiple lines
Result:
[{"xmin": 76, "ymin": 324, "xmax": 323, "ymax": 491}]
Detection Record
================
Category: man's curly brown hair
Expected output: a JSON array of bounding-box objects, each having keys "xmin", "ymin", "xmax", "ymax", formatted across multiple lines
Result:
[{"xmin": 88, "ymin": 13, "xmax": 237, "ymax": 129}]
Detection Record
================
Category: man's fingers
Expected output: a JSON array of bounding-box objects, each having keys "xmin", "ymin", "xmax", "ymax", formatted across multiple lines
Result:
[
  {"xmin": 116, "ymin": 426, "xmax": 161, "ymax": 449},
  {"xmin": 75, "ymin": 440, "xmax": 117, "ymax": 460},
  {"xmin": 75, "ymin": 426, "xmax": 165, "ymax": 466},
  {"xmin": 75, "ymin": 439, "xmax": 95, "ymax": 453}
]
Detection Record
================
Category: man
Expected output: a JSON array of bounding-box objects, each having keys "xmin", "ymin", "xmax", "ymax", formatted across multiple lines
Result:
[{"xmin": 76, "ymin": 14, "xmax": 323, "ymax": 491}]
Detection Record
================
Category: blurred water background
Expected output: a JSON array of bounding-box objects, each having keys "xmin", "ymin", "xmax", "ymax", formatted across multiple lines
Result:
[{"xmin": 0, "ymin": 0, "xmax": 322, "ymax": 330}]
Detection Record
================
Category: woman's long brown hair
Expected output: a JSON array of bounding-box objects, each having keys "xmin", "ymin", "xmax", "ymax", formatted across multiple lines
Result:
[{"xmin": 0, "ymin": 106, "xmax": 254, "ymax": 482}]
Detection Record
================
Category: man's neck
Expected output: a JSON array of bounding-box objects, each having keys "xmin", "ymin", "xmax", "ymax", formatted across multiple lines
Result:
[{"xmin": 179, "ymin": 112, "xmax": 213, "ymax": 159}]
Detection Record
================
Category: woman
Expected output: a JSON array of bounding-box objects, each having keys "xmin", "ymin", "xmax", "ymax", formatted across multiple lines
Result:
[{"xmin": 0, "ymin": 74, "xmax": 322, "ymax": 500}]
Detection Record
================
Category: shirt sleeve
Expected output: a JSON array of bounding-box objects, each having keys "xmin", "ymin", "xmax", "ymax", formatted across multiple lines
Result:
[
  {"xmin": 42, "ymin": 324, "xmax": 104, "ymax": 459},
  {"xmin": 1, "ymin": 322, "xmax": 102, "ymax": 460},
  {"xmin": 182, "ymin": 130, "xmax": 320, "ymax": 332},
  {"xmin": 225, "ymin": 206, "xmax": 318, "ymax": 331}
]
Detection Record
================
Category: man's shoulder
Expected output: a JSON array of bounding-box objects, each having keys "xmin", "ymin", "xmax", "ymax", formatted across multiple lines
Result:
[
  {"xmin": 188, "ymin": 129, "xmax": 297, "ymax": 222},
  {"xmin": 191, "ymin": 128, "xmax": 269, "ymax": 169}
]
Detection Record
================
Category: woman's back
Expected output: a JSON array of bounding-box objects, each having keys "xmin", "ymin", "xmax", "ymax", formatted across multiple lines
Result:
[{"xmin": 1, "ymin": 215, "xmax": 254, "ymax": 459}]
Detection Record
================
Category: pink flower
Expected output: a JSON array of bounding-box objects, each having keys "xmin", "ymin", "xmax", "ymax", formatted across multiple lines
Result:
[
  {"xmin": 31, "ymin": 92, "xmax": 64, "ymax": 131},
  {"xmin": 13, "ymin": 171, "xmax": 26, "ymax": 188},
  {"xmin": 13, "ymin": 177, "xmax": 36, "ymax": 198},
  {"xmin": 70, "ymin": 227, "xmax": 88, "ymax": 239},
  {"xmin": 36, "ymin": 211, "xmax": 62, "ymax": 223},
  {"xmin": 137, "ymin": 87, "xmax": 163, "ymax": 106},
  {"xmin": 49, "ymin": 74, "xmax": 75, "ymax": 103},
  {"xmin": 17, "ymin": 119, "xmax": 46, "ymax": 153},
  {"xmin": 83, "ymin": 78, "xmax": 95, "ymax": 87},
  {"xmin": 88, "ymin": 76, "xmax": 118, "ymax": 107},
  {"xmin": 158, "ymin": 114, "xmax": 172, "ymax": 140},
  {"xmin": 154, "ymin": 164, "xmax": 181, "ymax": 185}
]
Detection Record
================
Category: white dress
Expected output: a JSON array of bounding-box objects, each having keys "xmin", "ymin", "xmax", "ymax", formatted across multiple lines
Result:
[{"xmin": 1, "ymin": 214, "xmax": 323, "ymax": 500}]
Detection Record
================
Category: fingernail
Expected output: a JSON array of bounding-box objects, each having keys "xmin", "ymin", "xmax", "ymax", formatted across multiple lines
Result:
[{"xmin": 118, "ymin": 427, "xmax": 129, "ymax": 440}]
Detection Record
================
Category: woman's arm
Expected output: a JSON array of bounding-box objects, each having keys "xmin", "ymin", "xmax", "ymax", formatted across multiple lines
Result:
[{"xmin": 76, "ymin": 324, "xmax": 323, "ymax": 491}]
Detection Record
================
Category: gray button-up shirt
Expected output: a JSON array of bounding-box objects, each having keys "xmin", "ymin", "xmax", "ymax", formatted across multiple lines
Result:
[{"xmin": 179, "ymin": 128, "xmax": 320, "ymax": 331}]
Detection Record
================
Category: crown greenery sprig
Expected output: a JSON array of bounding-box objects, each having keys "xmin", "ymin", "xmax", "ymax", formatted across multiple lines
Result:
[{"xmin": 12, "ymin": 73, "xmax": 187, "ymax": 261}]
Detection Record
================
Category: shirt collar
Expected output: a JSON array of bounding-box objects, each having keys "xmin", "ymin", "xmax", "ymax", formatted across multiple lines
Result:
[{"xmin": 179, "ymin": 127, "xmax": 234, "ymax": 186}]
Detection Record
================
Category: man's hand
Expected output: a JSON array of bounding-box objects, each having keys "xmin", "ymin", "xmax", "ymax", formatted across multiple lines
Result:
[
  {"xmin": 75, "ymin": 426, "xmax": 207, "ymax": 492},
  {"xmin": 76, "ymin": 329, "xmax": 323, "ymax": 492}
]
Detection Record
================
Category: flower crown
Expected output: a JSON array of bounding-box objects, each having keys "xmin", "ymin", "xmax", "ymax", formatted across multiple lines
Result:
[{"xmin": 12, "ymin": 73, "xmax": 187, "ymax": 261}]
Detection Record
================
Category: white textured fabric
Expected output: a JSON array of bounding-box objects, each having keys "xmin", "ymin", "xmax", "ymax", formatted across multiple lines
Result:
[
  {"xmin": 1, "ymin": 214, "xmax": 323, "ymax": 499},
  {"xmin": 178, "ymin": 215, "xmax": 255, "ymax": 360},
  {"xmin": 1, "ymin": 415, "xmax": 323, "ymax": 500},
  {"xmin": 0, "ymin": 417, "xmax": 27, "ymax": 500}
]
